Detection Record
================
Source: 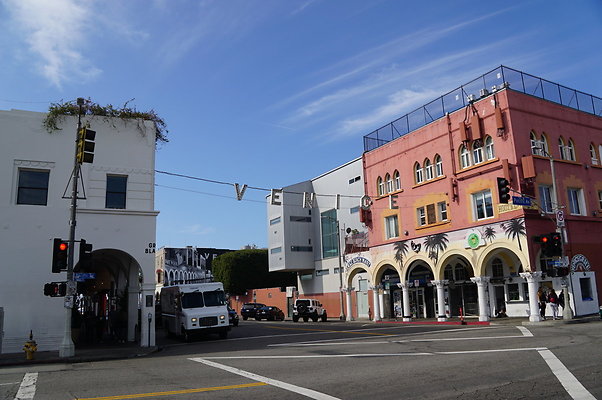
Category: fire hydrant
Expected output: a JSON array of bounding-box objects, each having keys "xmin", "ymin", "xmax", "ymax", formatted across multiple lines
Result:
[{"xmin": 23, "ymin": 330, "xmax": 37, "ymax": 360}]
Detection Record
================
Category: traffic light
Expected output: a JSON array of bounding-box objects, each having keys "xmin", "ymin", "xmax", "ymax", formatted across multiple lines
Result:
[
  {"xmin": 549, "ymin": 232, "xmax": 562, "ymax": 257},
  {"xmin": 79, "ymin": 239, "xmax": 93, "ymax": 268},
  {"xmin": 76, "ymin": 127, "xmax": 96, "ymax": 164},
  {"xmin": 43, "ymin": 282, "xmax": 67, "ymax": 297},
  {"xmin": 496, "ymin": 177, "xmax": 511, "ymax": 204},
  {"xmin": 52, "ymin": 238, "xmax": 69, "ymax": 273}
]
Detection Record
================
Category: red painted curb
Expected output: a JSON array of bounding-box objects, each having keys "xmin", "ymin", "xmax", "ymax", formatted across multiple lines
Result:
[{"xmin": 376, "ymin": 320, "xmax": 490, "ymax": 326}]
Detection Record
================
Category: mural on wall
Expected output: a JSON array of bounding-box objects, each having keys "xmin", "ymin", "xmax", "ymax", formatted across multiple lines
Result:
[
  {"xmin": 501, "ymin": 218, "xmax": 526, "ymax": 251},
  {"xmin": 394, "ymin": 240, "xmax": 408, "ymax": 266},
  {"xmin": 162, "ymin": 247, "xmax": 233, "ymax": 283},
  {"xmin": 423, "ymin": 233, "xmax": 449, "ymax": 264}
]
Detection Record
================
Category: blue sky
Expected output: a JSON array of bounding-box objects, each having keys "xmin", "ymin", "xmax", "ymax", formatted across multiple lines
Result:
[{"xmin": 1, "ymin": 0, "xmax": 601, "ymax": 250}]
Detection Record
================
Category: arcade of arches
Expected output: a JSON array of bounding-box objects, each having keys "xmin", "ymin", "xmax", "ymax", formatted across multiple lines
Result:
[{"xmin": 343, "ymin": 247, "xmax": 546, "ymax": 322}]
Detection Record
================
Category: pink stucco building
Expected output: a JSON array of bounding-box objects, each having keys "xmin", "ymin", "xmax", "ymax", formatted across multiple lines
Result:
[{"xmin": 355, "ymin": 66, "xmax": 601, "ymax": 321}]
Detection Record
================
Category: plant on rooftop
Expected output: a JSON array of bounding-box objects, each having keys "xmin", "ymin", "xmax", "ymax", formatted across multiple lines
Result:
[{"xmin": 43, "ymin": 98, "xmax": 168, "ymax": 143}]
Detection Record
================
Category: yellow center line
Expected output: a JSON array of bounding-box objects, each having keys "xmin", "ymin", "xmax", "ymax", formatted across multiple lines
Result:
[
  {"xmin": 74, "ymin": 382, "xmax": 268, "ymax": 400},
  {"xmin": 265, "ymin": 325, "xmax": 395, "ymax": 336}
]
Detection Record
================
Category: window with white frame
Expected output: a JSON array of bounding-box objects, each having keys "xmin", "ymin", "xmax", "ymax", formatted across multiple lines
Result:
[
  {"xmin": 538, "ymin": 185, "xmax": 554, "ymax": 213},
  {"xmin": 567, "ymin": 188, "xmax": 585, "ymax": 215},
  {"xmin": 566, "ymin": 139, "xmax": 576, "ymax": 161},
  {"xmin": 385, "ymin": 174, "xmax": 393, "ymax": 193},
  {"xmin": 530, "ymin": 131, "xmax": 541, "ymax": 155},
  {"xmin": 393, "ymin": 170, "xmax": 401, "ymax": 191},
  {"xmin": 598, "ymin": 191, "xmax": 602, "ymax": 210},
  {"xmin": 424, "ymin": 159, "xmax": 433, "ymax": 180},
  {"xmin": 437, "ymin": 201, "xmax": 448, "ymax": 221},
  {"xmin": 459, "ymin": 145, "xmax": 471, "ymax": 169},
  {"xmin": 377, "ymin": 177, "xmax": 384, "ymax": 196},
  {"xmin": 472, "ymin": 140, "xmax": 484, "ymax": 164},
  {"xmin": 435, "ymin": 155, "xmax": 443, "ymax": 177},
  {"xmin": 17, "ymin": 169, "xmax": 50, "ymax": 206},
  {"xmin": 540, "ymin": 134, "xmax": 549, "ymax": 156},
  {"xmin": 416, "ymin": 207, "xmax": 426, "ymax": 226},
  {"xmin": 473, "ymin": 189, "xmax": 494, "ymax": 220},
  {"xmin": 385, "ymin": 214, "xmax": 399, "ymax": 239},
  {"xmin": 414, "ymin": 162, "xmax": 424, "ymax": 184},
  {"xmin": 590, "ymin": 144, "xmax": 599, "ymax": 165},
  {"xmin": 485, "ymin": 136, "xmax": 495, "ymax": 160}
]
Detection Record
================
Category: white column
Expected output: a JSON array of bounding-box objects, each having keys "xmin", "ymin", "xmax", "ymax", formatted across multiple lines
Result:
[
  {"xmin": 127, "ymin": 286, "xmax": 138, "ymax": 342},
  {"xmin": 520, "ymin": 271, "xmax": 543, "ymax": 322},
  {"xmin": 345, "ymin": 288, "xmax": 354, "ymax": 321},
  {"xmin": 378, "ymin": 290, "xmax": 385, "ymax": 319},
  {"xmin": 432, "ymin": 280, "xmax": 449, "ymax": 322},
  {"xmin": 488, "ymin": 281, "xmax": 497, "ymax": 316},
  {"xmin": 371, "ymin": 286, "xmax": 381, "ymax": 321},
  {"xmin": 140, "ymin": 283, "xmax": 156, "ymax": 347},
  {"xmin": 470, "ymin": 276, "xmax": 491, "ymax": 322},
  {"xmin": 399, "ymin": 281, "xmax": 412, "ymax": 322}
]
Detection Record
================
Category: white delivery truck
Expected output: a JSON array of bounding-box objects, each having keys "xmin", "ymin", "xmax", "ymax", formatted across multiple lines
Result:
[{"xmin": 160, "ymin": 282, "xmax": 230, "ymax": 341}]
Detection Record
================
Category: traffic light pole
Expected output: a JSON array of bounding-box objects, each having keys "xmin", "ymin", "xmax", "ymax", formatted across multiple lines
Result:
[{"xmin": 59, "ymin": 98, "xmax": 84, "ymax": 358}]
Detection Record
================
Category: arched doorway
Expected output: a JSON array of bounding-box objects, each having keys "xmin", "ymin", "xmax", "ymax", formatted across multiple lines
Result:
[
  {"xmin": 346, "ymin": 266, "xmax": 370, "ymax": 319},
  {"xmin": 406, "ymin": 262, "xmax": 435, "ymax": 318},
  {"xmin": 443, "ymin": 257, "xmax": 477, "ymax": 317},
  {"xmin": 375, "ymin": 264, "xmax": 399, "ymax": 319},
  {"xmin": 73, "ymin": 249, "xmax": 143, "ymax": 347}
]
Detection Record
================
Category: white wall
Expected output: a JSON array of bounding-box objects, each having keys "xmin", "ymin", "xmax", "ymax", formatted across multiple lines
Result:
[{"xmin": 0, "ymin": 110, "xmax": 158, "ymax": 353}]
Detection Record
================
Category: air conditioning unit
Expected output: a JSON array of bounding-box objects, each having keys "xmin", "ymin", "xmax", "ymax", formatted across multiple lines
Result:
[
  {"xmin": 479, "ymin": 88, "xmax": 489, "ymax": 97},
  {"xmin": 466, "ymin": 94, "xmax": 476, "ymax": 102}
]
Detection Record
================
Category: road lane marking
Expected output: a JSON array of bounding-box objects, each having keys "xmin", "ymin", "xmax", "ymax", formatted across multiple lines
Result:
[
  {"xmin": 538, "ymin": 349, "xmax": 596, "ymax": 400},
  {"xmin": 0, "ymin": 382, "xmax": 20, "ymax": 386},
  {"xmin": 269, "ymin": 334, "xmax": 530, "ymax": 347},
  {"xmin": 264, "ymin": 325, "xmax": 396, "ymax": 336},
  {"xmin": 74, "ymin": 382, "xmax": 267, "ymax": 400},
  {"xmin": 190, "ymin": 357, "xmax": 341, "ymax": 400},
  {"xmin": 517, "ymin": 326, "xmax": 533, "ymax": 336},
  {"xmin": 14, "ymin": 372, "xmax": 37, "ymax": 400}
]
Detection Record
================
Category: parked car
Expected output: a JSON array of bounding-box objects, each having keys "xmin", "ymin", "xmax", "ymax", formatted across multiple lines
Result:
[
  {"xmin": 293, "ymin": 298, "xmax": 327, "ymax": 322},
  {"xmin": 240, "ymin": 302, "xmax": 266, "ymax": 320},
  {"xmin": 256, "ymin": 306, "xmax": 285, "ymax": 321},
  {"xmin": 228, "ymin": 305, "xmax": 239, "ymax": 327}
]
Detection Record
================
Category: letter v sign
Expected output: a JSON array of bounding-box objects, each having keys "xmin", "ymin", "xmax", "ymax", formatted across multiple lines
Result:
[{"xmin": 235, "ymin": 183, "xmax": 247, "ymax": 201}]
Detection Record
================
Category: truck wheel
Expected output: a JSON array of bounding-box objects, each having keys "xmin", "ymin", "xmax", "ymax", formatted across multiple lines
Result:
[
  {"xmin": 242, "ymin": 316, "xmax": 248, "ymax": 321},
  {"xmin": 255, "ymin": 316, "xmax": 261, "ymax": 321},
  {"xmin": 293, "ymin": 315, "xmax": 299, "ymax": 322},
  {"xmin": 183, "ymin": 328, "xmax": 191, "ymax": 342},
  {"xmin": 321, "ymin": 312, "xmax": 327, "ymax": 322}
]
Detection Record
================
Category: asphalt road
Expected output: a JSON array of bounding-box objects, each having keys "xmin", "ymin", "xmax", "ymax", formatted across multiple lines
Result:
[{"xmin": 2, "ymin": 320, "xmax": 602, "ymax": 399}]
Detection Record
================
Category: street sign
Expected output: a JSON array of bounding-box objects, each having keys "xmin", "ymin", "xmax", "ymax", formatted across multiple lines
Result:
[
  {"xmin": 556, "ymin": 209, "xmax": 565, "ymax": 227},
  {"xmin": 74, "ymin": 272, "xmax": 96, "ymax": 282},
  {"xmin": 547, "ymin": 260, "xmax": 562, "ymax": 266},
  {"xmin": 512, "ymin": 196, "xmax": 532, "ymax": 206}
]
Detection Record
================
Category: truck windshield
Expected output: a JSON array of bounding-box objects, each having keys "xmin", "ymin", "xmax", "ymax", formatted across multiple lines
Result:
[
  {"xmin": 181, "ymin": 292, "xmax": 204, "ymax": 309},
  {"xmin": 204, "ymin": 290, "xmax": 227, "ymax": 307}
]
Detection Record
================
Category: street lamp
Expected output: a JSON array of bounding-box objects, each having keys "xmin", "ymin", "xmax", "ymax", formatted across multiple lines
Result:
[
  {"xmin": 321, "ymin": 215, "xmax": 346, "ymax": 321},
  {"xmin": 531, "ymin": 144, "xmax": 574, "ymax": 320}
]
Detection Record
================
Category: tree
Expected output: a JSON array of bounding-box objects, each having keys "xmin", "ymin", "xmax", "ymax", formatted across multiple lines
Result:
[{"xmin": 212, "ymin": 249, "xmax": 296, "ymax": 294}]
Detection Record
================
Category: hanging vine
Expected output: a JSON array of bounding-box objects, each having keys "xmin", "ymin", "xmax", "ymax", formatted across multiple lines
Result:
[{"xmin": 43, "ymin": 98, "xmax": 168, "ymax": 143}]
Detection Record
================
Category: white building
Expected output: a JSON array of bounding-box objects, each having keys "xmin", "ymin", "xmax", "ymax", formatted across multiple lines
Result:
[
  {"xmin": 267, "ymin": 157, "xmax": 371, "ymax": 319},
  {"xmin": 0, "ymin": 109, "xmax": 158, "ymax": 354}
]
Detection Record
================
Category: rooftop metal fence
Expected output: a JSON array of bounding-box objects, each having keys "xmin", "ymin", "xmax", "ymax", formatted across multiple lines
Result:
[{"xmin": 363, "ymin": 65, "xmax": 602, "ymax": 153}]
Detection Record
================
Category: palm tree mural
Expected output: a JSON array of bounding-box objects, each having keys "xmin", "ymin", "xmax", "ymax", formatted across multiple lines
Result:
[
  {"xmin": 501, "ymin": 218, "xmax": 526, "ymax": 251},
  {"xmin": 482, "ymin": 226, "xmax": 497, "ymax": 243},
  {"xmin": 394, "ymin": 240, "xmax": 408, "ymax": 266},
  {"xmin": 423, "ymin": 233, "xmax": 449, "ymax": 264}
]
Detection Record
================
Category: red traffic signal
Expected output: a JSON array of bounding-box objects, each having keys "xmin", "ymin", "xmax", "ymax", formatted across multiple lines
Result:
[
  {"xmin": 43, "ymin": 282, "xmax": 67, "ymax": 297},
  {"xmin": 52, "ymin": 238, "xmax": 69, "ymax": 273}
]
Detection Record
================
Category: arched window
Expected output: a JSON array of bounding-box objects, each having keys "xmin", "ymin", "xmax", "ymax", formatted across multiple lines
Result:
[
  {"xmin": 472, "ymin": 140, "xmax": 484, "ymax": 164},
  {"xmin": 485, "ymin": 136, "xmax": 495, "ymax": 160},
  {"xmin": 393, "ymin": 170, "xmax": 401, "ymax": 191},
  {"xmin": 566, "ymin": 139, "xmax": 576, "ymax": 161},
  {"xmin": 414, "ymin": 162, "xmax": 424, "ymax": 184},
  {"xmin": 558, "ymin": 137, "xmax": 566, "ymax": 160},
  {"xmin": 377, "ymin": 177, "xmax": 384, "ymax": 196},
  {"xmin": 434, "ymin": 154, "xmax": 443, "ymax": 177},
  {"xmin": 424, "ymin": 159, "xmax": 433, "ymax": 180},
  {"xmin": 590, "ymin": 144, "xmax": 598, "ymax": 165},
  {"xmin": 540, "ymin": 134, "xmax": 549, "ymax": 156},
  {"xmin": 385, "ymin": 173, "xmax": 393, "ymax": 193},
  {"xmin": 459, "ymin": 144, "xmax": 471, "ymax": 168},
  {"xmin": 530, "ymin": 131, "xmax": 540, "ymax": 155}
]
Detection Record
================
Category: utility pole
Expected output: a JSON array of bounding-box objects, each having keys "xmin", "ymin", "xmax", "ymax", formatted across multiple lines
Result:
[
  {"xmin": 59, "ymin": 98, "xmax": 85, "ymax": 357},
  {"xmin": 335, "ymin": 220, "xmax": 346, "ymax": 321}
]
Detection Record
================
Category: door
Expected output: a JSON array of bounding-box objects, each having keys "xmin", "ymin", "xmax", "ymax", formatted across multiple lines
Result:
[
  {"xmin": 357, "ymin": 279, "xmax": 369, "ymax": 318},
  {"xmin": 409, "ymin": 288, "xmax": 426, "ymax": 318}
]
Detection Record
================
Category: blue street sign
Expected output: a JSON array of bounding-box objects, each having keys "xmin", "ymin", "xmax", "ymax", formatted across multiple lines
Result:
[
  {"xmin": 74, "ymin": 272, "xmax": 96, "ymax": 282},
  {"xmin": 547, "ymin": 260, "xmax": 561, "ymax": 266},
  {"xmin": 512, "ymin": 196, "xmax": 532, "ymax": 206}
]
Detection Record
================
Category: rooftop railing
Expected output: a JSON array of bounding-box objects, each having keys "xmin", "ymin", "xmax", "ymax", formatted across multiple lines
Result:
[{"xmin": 363, "ymin": 65, "xmax": 602, "ymax": 153}]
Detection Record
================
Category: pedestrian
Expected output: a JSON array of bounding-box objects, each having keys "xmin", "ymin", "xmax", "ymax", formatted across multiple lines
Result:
[
  {"xmin": 558, "ymin": 290, "xmax": 565, "ymax": 310},
  {"xmin": 548, "ymin": 289, "xmax": 559, "ymax": 320},
  {"xmin": 537, "ymin": 288, "xmax": 547, "ymax": 320}
]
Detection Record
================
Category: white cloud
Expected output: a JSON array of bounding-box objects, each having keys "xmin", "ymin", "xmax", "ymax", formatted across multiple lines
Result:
[
  {"xmin": 2, "ymin": 0, "xmax": 101, "ymax": 87},
  {"xmin": 178, "ymin": 224, "xmax": 215, "ymax": 236}
]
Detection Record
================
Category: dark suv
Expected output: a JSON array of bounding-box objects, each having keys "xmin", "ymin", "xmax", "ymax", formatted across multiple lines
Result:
[{"xmin": 240, "ymin": 303, "xmax": 265, "ymax": 320}]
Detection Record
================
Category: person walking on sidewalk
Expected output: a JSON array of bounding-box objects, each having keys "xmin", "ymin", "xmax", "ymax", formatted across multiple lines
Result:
[
  {"xmin": 537, "ymin": 288, "xmax": 547, "ymax": 320},
  {"xmin": 548, "ymin": 288, "xmax": 559, "ymax": 320}
]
